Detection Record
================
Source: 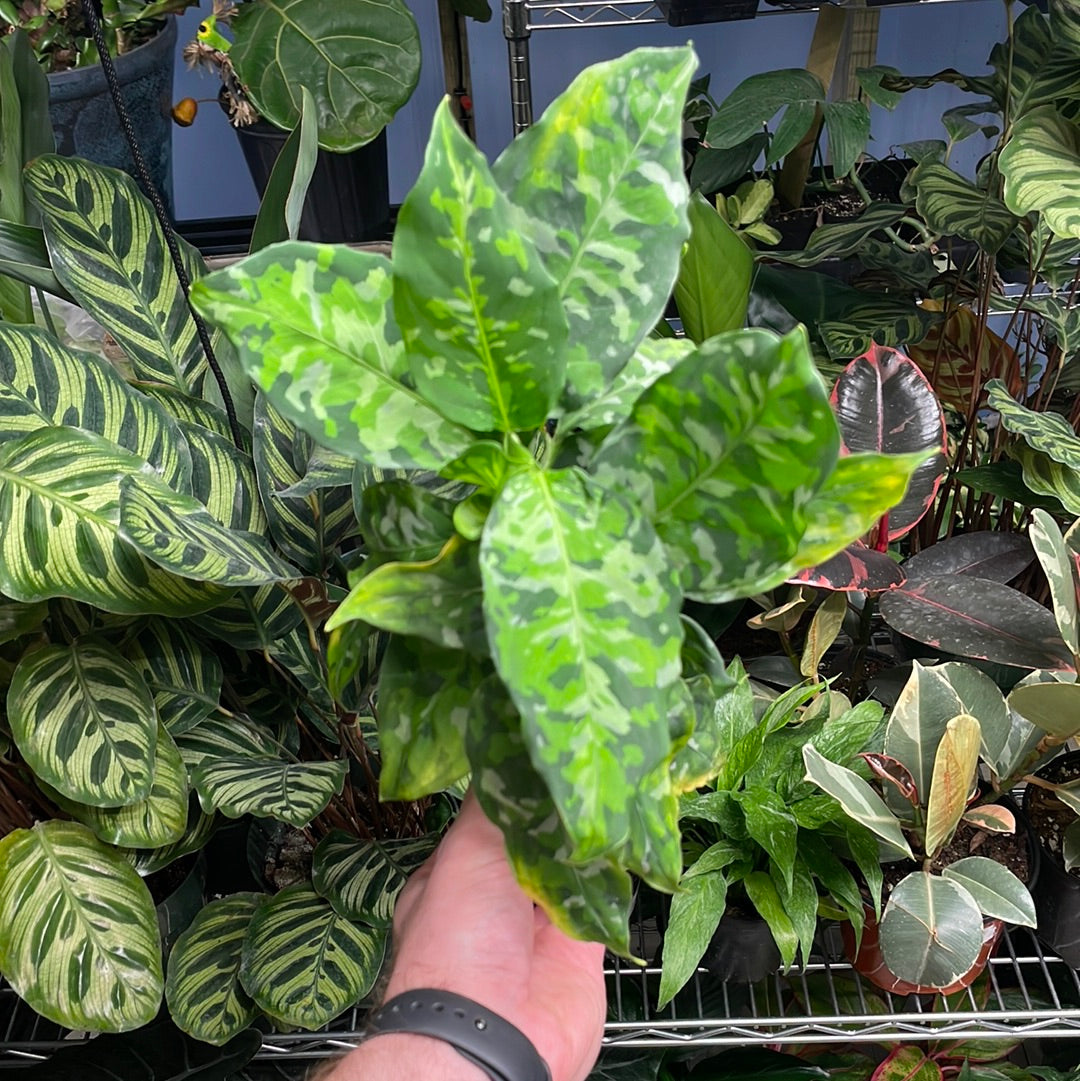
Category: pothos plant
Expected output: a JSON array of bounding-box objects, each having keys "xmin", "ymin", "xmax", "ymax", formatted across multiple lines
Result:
[{"xmin": 191, "ymin": 44, "xmax": 931, "ymax": 956}]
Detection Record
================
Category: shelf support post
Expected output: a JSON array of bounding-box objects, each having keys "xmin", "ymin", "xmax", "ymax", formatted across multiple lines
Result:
[{"xmin": 503, "ymin": 0, "xmax": 534, "ymax": 134}]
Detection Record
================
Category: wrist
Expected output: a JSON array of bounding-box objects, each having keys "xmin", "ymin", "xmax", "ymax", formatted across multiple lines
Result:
[{"xmin": 334, "ymin": 1032, "xmax": 489, "ymax": 1081}]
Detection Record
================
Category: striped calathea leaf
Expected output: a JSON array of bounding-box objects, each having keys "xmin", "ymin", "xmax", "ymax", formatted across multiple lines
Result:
[
  {"xmin": 1000, "ymin": 107, "xmax": 1080, "ymax": 239},
  {"xmin": 178, "ymin": 419, "xmax": 267, "ymax": 535}
]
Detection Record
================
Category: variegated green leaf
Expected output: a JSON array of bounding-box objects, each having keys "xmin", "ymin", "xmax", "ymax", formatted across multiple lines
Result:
[
  {"xmin": 989, "ymin": 379, "xmax": 1080, "ymax": 470},
  {"xmin": 312, "ymin": 831, "xmax": 438, "ymax": 927},
  {"xmin": 191, "ymin": 244, "xmax": 473, "ymax": 471},
  {"xmin": 253, "ymin": 393, "xmax": 358, "ymax": 574},
  {"xmin": 166, "ymin": 892, "xmax": 261, "ymax": 1046},
  {"xmin": 480, "ymin": 465, "xmax": 683, "ymax": 861},
  {"xmin": 240, "ymin": 884, "xmax": 387, "ymax": 1030},
  {"xmin": 8, "ymin": 638, "xmax": 157, "ymax": 807},
  {"xmin": 196, "ymin": 583, "xmax": 303, "ymax": 650},
  {"xmin": 1031, "ymin": 508, "xmax": 1080, "ymax": 656},
  {"xmin": 266, "ymin": 624, "xmax": 337, "ymax": 741},
  {"xmin": 0, "ymin": 326, "xmax": 192, "ymax": 492},
  {"xmin": 394, "ymin": 101, "xmax": 567, "ymax": 432},
  {"xmin": 924, "ymin": 713, "xmax": 981, "ymax": 860},
  {"xmin": 174, "ymin": 708, "xmax": 282, "ymax": 770},
  {"xmin": 128, "ymin": 801, "xmax": 217, "ymax": 875},
  {"xmin": 1012, "ymin": 443, "xmax": 1080, "ymax": 517},
  {"xmin": 0, "ymin": 426, "xmax": 228, "ymax": 615},
  {"xmin": 25, "ymin": 156, "xmax": 210, "ymax": 393},
  {"xmin": 941, "ymin": 856, "xmax": 1036, "ymax": 926},
  {"xmin": 913, "ymin": 163, "xmax": 1018, "ymax": 253},
  {"xmin": 191, "ymin": 757, "xmax": 347, "ymax": 828},
  {"xmin": 1001, "ymin": 107, "xmax": 1080, "ymax": 239},
  {"xmin": 493, "ymin": 46, "xmax": 695, "ymax": 409},
  {"xmin": 179, "ymin": 420, "xmax": 267, "ymax": 535},
  {"xmin": 330, "ymin": 535, "xmax": 487, "ymax": 653},
  {"xmin": 593, "ymin": 328, "xmax": 840, "ymax": 603},
  {"xmin": 126, "ymin": 620, "xmax": 223, "ymax": 736},
  {"xmin": 376, "ymin": 634, "xmax": 479, "ymax": 800},
  {"xmin": 0, "ymin": 820, "xmax": 162, "ymax": 1032},
  {"xmin": 358, "ymin": 479, "xmax": 457, "ymax": 564},
  {"xmin": 657, "ymin": 865, "xmax": 727, "ymax": 1009},
  {"xmin": 118, "ymin": 472, "xmax": 298, "ymax": 586},
  {"xmin": 44, "ymin": 723, "xmax": 188, "ymax": 848}
]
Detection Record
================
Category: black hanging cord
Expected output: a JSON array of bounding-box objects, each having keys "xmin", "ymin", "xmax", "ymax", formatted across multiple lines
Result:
[{"xmin": 79, "ymin": 0, "xmax": 244, "ymax": 450}]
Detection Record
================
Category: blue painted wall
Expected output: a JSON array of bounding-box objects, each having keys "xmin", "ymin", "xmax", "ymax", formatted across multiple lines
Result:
[{"xmin": 170, "ymin": 0, "xmax": 1007, "ymax": 223}]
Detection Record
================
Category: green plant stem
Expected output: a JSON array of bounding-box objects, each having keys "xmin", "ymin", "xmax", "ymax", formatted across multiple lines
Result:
[
  {"xmin": 33, "ymin": 287, "xmax": 58, "ymax": 338},
  {"xmin": 848, "ymin": 170, "xmax": 937, "ymax": 249}
]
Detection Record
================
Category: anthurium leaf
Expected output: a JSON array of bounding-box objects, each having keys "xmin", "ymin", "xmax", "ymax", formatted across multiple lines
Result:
[
  {"xmin": 802, "ymin": 744, "xmax": 911, "ymax": 857},
  {"xmin": 736, "ymin": 787, "xmax": 798, "ymax": 892},
  {"xmin": 913, "ymin": 163, "xmax": 1018, "ymax": 253},
  {"xmin": 191, "ymin": 244, "xmax": 473, "ymax": 472},
  {"xmin": 872, "ymin": 1045, "xmax": 944, "ymax": 1081},
  {"xmin": 594, "ymin": 327, "xmax": 840, "ymax": 603},
  {"xmin": 493, "ymin": 46, "xmax": 695, "ymax": 409},
  {"xmin": 830, "ymin": 344, "xmax": 945, "ymax": 540},
  {"xmin": 942, "ymin": 856, "xmax": 1036, "ymax": 926},
  {"xmin": 230, "ymin": 0, "xmax": 420, "ymax": 151},
  {"xmin": 878, "ymin": 574, "xmax": 1074, "ymax": 672},
  {"xmin": 9, "ymin": 638, "xmax": 157, "ymax": 807},
  {"xmin": 0, "ymin": 820, "xmax": 162, "ymax": 1032},
  {"xmin": 312, "ymin": 831, "xmax": 438, "ymax": 928},
  {"xmin": 376, "ymin": 634, "xmax": 479, "ymax": 800},
  {"xmin": 924, "ymin": 713, "xmax": 980, "ymax": 860},
  {"xmin": 394, "ymin": 102, "xmax": 566, "ymax": 432},
  {"xmin": 879, "ymin": 872, "xmax": 985, "ymax": 988},
  {"xmin": 674, "ymin": 192, "xmax": 752, "ymax": 344},
  {"xmin": 44, "ymin": 723, "xmax": 188, "ymax": 848},
  {"xmin": 1030, "ymin": 508, "xmax": 1080, "ymax": 656},
  {"xmin": 1008, "ymin": 680, "xmax": 1080, "ymax": 741},
  {"xmin": 240, "ymin": 884, "xmax": 387, "ymax": 1031},
  {"xmin": 706, "ymin": 69, "xmax": 824, "ymax": 153},
  {"xmin": 25, "ymin": 156, "xmax": 211, "ymax": 395},
  {"xmin": 657, "ymin": 868, "xmax": 727, "ymax": 1008},
  {"xmin": 0, "ymin": 325, "xmax": 192, "ymax": 492},
  {"xmin": 767, "ymin": 204, "xmax": 908, "ymax": 268},
  {"xmin": 1000, "ymin": 107, "xmax": 1080, "ymax": 239},
  {"xmin": 191, "ymin": 757, "xmax": 347, "ymax": 829},
  {"xmin": 165, "ymin": 893, "xmax": 262, "ymax": 1046},
  {"xmin": 743, "ymin": 869, "xmax": 799, "ymax": 969},
  {"xmin": 118, "ymin": 472, "xmax": 298, "ymax": 586},
  {"xmin": 900, "ymin": 531, "xmax": 1033, "ymax": 584},
  {"xmin": 329, "ymin": 536, "xmax": 487, "ymax": 654},
  {"xmin": 480, "ymin": 465, "xmax": 683, "ymax": 861}
]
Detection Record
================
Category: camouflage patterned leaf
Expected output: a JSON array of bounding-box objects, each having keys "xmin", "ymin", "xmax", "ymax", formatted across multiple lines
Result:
[
  {"xmin": 480, "ymin": 465, "xmax": 683, "ymax": 861},
  {"xmin": 358, "ymin": 479, "xmax": 457, "ymax": 565},
  {"xmin": 393, "ymin": 101, "xmax": 567, "ymax": 432},
  {"xmin": 191, "ymin": 757, "xmax": 347, "ymax": 829},
  {"xmin": 312, "ymin": 831, "xmax": 437, "ymax": 928},
  {"xmin": 1000, "ymin": 107, "xmax": 1080, "ymax": 239},
  {"xmin": 191, "ymin": 244, "xmax": 473, "ymax": 472},
  {"xmin": 240, "ymin": 884, "xmax": 386, "ymax": 1031},
  {"xmin": 493, "ymin": 46, "xmax": 695, "ymax": 408},
  {"xmin": 8, "ymin": 638, "xmax": 158, "ymax": 807},
  {"xmin": 166, "ymin": 893, "xmax": 261, "ymax": 1046},
  {"xmin": 593, "ymin": 328, "xmax": 840, "ymax": 602},
  {"xmin": 0, "ymin": 820, "xmax": 162, "ymax": 1032}
]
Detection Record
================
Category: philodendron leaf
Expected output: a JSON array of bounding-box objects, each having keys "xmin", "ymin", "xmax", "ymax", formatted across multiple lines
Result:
[
  {"xmin": 493, "ymin": 46, "xmax": 694, "ymax": 410},
  {"xmin": 924, "ymin": 713, "xmax": 981, "ymax": 861},
  {"xmin": 393, "ymin": 101, "xmax": 567, "ymax": 432},
  {"xmin": 0, "ymin": 821, "xmax": 162, "ymax": 1032},
  {"xmin": 312, "ymin": 832, "xmax": 438, "ymax": 928},
  {"xmin": 1000, "ymin": 107, "xmax": 1080, "ymax": 239},
  {"xmin": 1030, "ymin": 508, "xmax": 1080, "ymax": 657},
  {"xmin": 942, "ymin": 856, "xmax": 1036, "ymax": 926},
  {"xmin": 191, "ymin": 757, "xmax": 348, "ymax": 829},
  {"xmin": 802, "ymin": 744, "xmax": 912, "ymax": 858},
  {"xmin": 879, "ymin": 872, "xmax": 984, "ymax": 989},
  {"xmin": 593, "ymin": 327, "xmax": 840, "ymax": 603},
  {"xmin": 240, "ymin": 884, "xmax": 387, "ymax": 1031},
  {"xmin": 480, "ymin": 465, "xmax": 683, "ymax": 862},
  {"xmin": 913, "ymin": 163, "xmax": 1018, "ymax": 253},
  {"xmin": 191, "ymin": 244, "xmax": 473, "ymax": 472},
  {"xmin": 8, "ymin": 639, "xmax": 157, "ymax": 807},
  {"xmin": 657, "ymin": 867, "xmax": 727, "ymax": 1009},
  {"xmin": 166, "ymin": 892, "xmax": 262, "ymax": 1046}
]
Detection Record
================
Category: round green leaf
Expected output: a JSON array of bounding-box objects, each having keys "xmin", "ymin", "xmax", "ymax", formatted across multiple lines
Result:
[
  {"xmin": 0, "ymin": 821, "xmax": 163, "ymax": 1032},
  {"xmin": 1001, "ymin": 107, "xmax": 1080, "ymax": 239},
  {"xmin": 240, "ymin": 884, "xmax": 387, "ymax": 1030}
]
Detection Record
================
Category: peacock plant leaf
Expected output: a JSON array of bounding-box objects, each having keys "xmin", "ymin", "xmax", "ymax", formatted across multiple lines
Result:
[
  {"xmin": 592, "ymin": 328, "xmax": 840, "ymax": 602},
  {"xmin": 240, "ymin": 884, "xmax": 387, "ymax": 1031},
  {"xmin": 912, "ymin": 163, "xmax": 1018, "ymax": 253},
  {"xmin": 1000, "ymin": 106, "xmax": 1080, "ymax": 239},
  {"xmin": 191, "ymin": 244, "xmax": 473, "ymax": 472},
  {"xmin": 8, "ymin": 638, "xmax": 158, "ymax": 807},
  {"xmin": 178, "ymin": 420, "xmax": 267, "ymax": 535},
  {"xmin": 480, "ymin": 464, "xmax": 683, "ymax": 862},
  {"xmin": 128, "ymin": 802, "xmax": 218, "ymax": 876},
  {"xmin": 191, "ymin": 757, "xmax": 347, "ymax": 829},
  {"xmin": 492, "ymin": 46, "xmax": 696, "ymax": 409},
  {"xmin": 136, "ymin": 384, "xmax": 250, "ymax": 452},
  {"xmin": 1030, "ymin": 508, "xmax": 1080, "ymax": 657},
  {"xmin": 1012, "ymin": 442, "xmax": 1080, "ymax": 518},
  {"xmin": 166, "ymin": 893, "xmax": 262, "ymax": 1046},
  {"xmin": 0, "ymin": 426, "xmax": 229, "ymax": 615},
  {"xmin": 174, "ymin": 707, "xmax": 283, "ymax": 770},
  {"xmin": 0, "ymin": 820, "xmax": 163, "ymax": 1032},
  {"xmin": 393, "ymin": 101, "xmax": 568, "ymax": 432},
  {"xmin": 312, "ymin": 832, "xmax": 438, "ymax": 928},
  {"xmin": 0, "ymin": 325, "xmax": 192, "ymax": 492},
  {"xmin": 924, "ymin": 712, "xmax": 981, "ymax": 860},
  {"xmin": 195, "ymin": 583, "xmax": 303, "ymax": 651}
]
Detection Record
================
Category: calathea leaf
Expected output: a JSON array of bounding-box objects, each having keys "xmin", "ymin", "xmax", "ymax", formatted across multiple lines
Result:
[
  {"xmin": 1011, "ymin": 442, "xmax": 1080, "ymax": 518},
  {"xmin": 493, "ymin": 46, "xmax": 695, "ymax": 409},
  {"xmin": 177, "ymin": 419, "xmax": 267, "ymax": 535},
  {"xmin": 8, "ymin": 638, "xmax": 158, "ymax": 807},
  {"xmin": 913, "ymin": 163, "xmax": 1018, "ymax": 253},
  {"xmin": 768, "ymin": 204, "xmax": 909, "ymax": 268},
  {"xmin": 988, "ymin": 378, "xmax": 1080, "ymax": 471},
  {"xmin": 195, "ymin": 582, "xmax": 303, "ymax": 651},
  {"xmin": 174, "ymin": 707, "xmax": 283, "ymax": 770},
  {"xmin": 166, "ymin": 892, "xmax": 262, "ymax": 1046},
  {"xmin": 480, "ymin": 464, "xmax": 683, "ymax": 861},
  {"xmin": 191, "ymin": 244, "xmax": 473, "ymax": 472},
  {"xmin": 135, "ymin": 383, "xmax": 249, "ymax": 451},
  {"xmin": 393, "ymin": 101, "xmax": 567, "ymax": 432},
  {"xmin": 1030, "ymin": 508, "xmax": 1080, "ymax": 656},
  {"xmin": 1000, "ymin": 107, "xmax": 1080, "ymax": 239},
  {"xmin": 240, "ymin": 884, "xmax": 387, "ymax": 1031},
  {"xmin": 128, "ymin": 801, "xmax": 217, "ymax": 876},
  {"xmin": 0, "ymin": 820, "xmax": 163, "ymax": 1032}
]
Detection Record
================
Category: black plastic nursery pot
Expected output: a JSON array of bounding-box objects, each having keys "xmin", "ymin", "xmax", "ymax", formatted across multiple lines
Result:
[
  {"xmin": 703, "ymin": 909, "xmax": 782, "ymax": 983},
  {"xmin": 658, "ymin": 0, "xmax": 758, "ymax": 25}
]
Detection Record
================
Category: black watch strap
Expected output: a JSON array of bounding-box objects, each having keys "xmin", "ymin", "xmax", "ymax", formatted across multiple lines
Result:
[{"xmin": 365, "ymin": 988, "xmax": 552, "ymax": 1081}]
